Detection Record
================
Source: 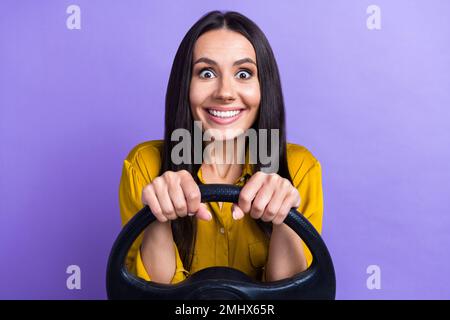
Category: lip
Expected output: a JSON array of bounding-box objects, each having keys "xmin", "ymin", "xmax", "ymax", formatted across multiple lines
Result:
[
  {"xmin": 205, "ymin": 106, "xmax": 245, "ymax": 112},
  {"xmin": 204, "ymin": 107, "xmax": 246, "ymax": 125}
]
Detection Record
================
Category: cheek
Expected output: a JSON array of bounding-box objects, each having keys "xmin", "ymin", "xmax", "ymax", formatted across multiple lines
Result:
[
  {"xmin": 189, "ymin": 81, "xmax": 206, "ymax": 119},
  {"xmin": 190, "ymin": 80, "xmax": 215, "ymax": 105},
  {"xmin": 241, "ymin": 83, "xmax": 261, "ymax": 111},
  {"xmin": 189, "ymin": 81, "xmax": 201, "ymax": 108}
]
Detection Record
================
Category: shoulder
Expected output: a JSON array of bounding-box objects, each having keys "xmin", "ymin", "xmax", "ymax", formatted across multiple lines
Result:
[
  {"xmin": 286, "ymin": 142, "xmax": 319, "ymax": 169},
  {"xmin": 123, "ymin": 140, "xmax": 164, "ymax": 181},
  {"xmin": 125, "ymin": 140, "xmax": 164, "ymax": 163},
  {"xmin": 286, "ymin": 142, "xmax": 321, "ymax": 185}
]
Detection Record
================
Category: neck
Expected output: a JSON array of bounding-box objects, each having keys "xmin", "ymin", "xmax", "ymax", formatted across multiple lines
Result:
[{"xmin": 202, "ymin": 137, "xmax": 246, "ymax": 180}]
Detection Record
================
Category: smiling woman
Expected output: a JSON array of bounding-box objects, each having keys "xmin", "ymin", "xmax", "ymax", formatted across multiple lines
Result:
[{"xmin": 118, "ymin": 10, "xmax": 324, "ymax": 286}]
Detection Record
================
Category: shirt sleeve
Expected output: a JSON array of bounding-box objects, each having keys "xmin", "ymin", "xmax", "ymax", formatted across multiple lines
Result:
[
  {"xmin": 293, "ymin": 160, "xmax": 324, "ymax": 268},
  {"xmin": 118, "ymin": 157, "xmax": 188, "ymax": 283}
]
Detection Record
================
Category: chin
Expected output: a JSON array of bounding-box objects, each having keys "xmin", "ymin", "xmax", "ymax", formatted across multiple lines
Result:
[{"xmin": 204, "ymin": 124, "xmax": 247, "ymax": 140}]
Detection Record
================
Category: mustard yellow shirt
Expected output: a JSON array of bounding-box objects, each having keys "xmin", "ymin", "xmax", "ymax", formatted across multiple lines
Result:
[{"xmin": 118, "ymin": 140, "xmax": 324, "ymax": 283}]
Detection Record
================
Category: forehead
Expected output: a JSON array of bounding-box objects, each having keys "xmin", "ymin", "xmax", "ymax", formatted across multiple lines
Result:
[{"xmin": 193, "ymin": 29, "xmax": 256, "ymax": 61}]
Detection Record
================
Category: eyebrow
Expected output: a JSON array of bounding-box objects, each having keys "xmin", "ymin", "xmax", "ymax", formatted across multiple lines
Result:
[{"xmin": 193, "ymin": 57, "xmax": 257, "ymax": 67}]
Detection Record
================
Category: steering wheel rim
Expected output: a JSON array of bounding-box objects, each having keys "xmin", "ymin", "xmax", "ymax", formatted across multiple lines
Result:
[{"xmin": 106, "ymin": 184, "xmax": 336, "ymax": 300}]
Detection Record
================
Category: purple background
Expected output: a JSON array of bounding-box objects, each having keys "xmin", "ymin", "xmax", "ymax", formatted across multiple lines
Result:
[{"xmin": 1, "ymin": 0, "xmax": 449, "ymax": 299}]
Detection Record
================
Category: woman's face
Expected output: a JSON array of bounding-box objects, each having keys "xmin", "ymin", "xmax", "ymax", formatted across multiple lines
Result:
[{"xmin": 189, "ymin": 29, "xmax": 261, "ymax": 140}]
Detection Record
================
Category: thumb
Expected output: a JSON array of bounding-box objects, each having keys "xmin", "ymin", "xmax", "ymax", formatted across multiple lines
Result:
[
  {"xmin": 196, "ymin": 203, "xmax": 213, "ymax": 221},
  {"xmin": 232, "ymin": 204, "xmax": 245, "ymax": 220}
]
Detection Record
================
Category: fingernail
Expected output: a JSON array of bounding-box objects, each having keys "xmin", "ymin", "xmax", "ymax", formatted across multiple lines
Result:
[
  {"xmin": 187, "ymin": 212, "xmax": 195, "ymax": 216},
  {"xmin": 207, "ymin": 211, "xmax": 213, "ymax": 220},
  {"xmin": 232, "ymin": 204, "xmax": 244, "ymax": 220}
]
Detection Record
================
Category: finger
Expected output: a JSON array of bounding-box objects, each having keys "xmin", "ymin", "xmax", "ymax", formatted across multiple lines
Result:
[
  {"xmin": 250, "ymin": 183, "xmax": 275, "ymax": 220},
  {"xmin": 238, "ymin": 172, "xmax": 266, "ymax": 213},
  {"xmin": 232, "ymin": 203, "xmax": 245, "ymax": 220},
  {"xmin": 142, "ymin": 184, "xmax": 167, "ymax": 222},
  {"xmin": 196, "ymin": 203, "xmax": 213, "ymax": 221},
  {"xmin": 273, "ymin": 190, "xmax": 300, "ymax": 225},
  {"xmin": 178, "ymin": 171, "xmax": 211, "ymax": 221},
  {"xmin": 284, "ymin": 180, "xmax": 301, "ymax": 209},
  {"xmin": 167, "ymin": 176, "xmax": 188, "ymax": 218},
  {"xmin": 153, "ymin": 178, "xmax": 177, "ymax": 220},
  {"xmin": 179, "ymin": 171, "xmax": 201, "ymax": 214},
  {"xmin": 261, "ymin": 185, "xmax": 285, "ymax": 222}
]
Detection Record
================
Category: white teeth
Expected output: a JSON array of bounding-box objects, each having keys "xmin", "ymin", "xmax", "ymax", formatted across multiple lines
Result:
[{"xmin": 207, "ymin": 109, "xmax": 241, "ymax": 118}]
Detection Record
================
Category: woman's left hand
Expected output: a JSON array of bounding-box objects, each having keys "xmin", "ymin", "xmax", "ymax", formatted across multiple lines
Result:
[{"xmin": 232, "ymin": 172, "xmax": 301, "ymax": 225}]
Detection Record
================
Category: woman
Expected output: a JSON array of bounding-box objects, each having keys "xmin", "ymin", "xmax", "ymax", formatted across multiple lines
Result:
[{"xmin": 118, "ymin": 10, "xmax": 324, "ymax": 284}]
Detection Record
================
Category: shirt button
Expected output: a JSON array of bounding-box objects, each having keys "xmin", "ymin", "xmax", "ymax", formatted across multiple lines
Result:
[{"xmin": 219, "ymin": 227, "xmax": 225, "ymax": 234}]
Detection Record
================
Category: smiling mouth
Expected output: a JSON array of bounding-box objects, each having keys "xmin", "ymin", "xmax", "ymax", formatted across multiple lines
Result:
[
  {"xmin": 207, "ymin": 109, "xmax": 242, "ymax": 118},
  {"xmin": 204, "ymin": 107, "xmax": 246, "ymax": 125}
]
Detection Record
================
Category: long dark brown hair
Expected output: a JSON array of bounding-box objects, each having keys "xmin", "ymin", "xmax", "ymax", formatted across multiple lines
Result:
[{"xmin": 160, "ymin": 10, "xmax": 293, "ymax": 270}]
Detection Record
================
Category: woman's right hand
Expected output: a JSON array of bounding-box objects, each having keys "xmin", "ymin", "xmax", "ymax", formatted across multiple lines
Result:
[{"xmin": 141, "ymin": 170, "xmax": 212, "ymax": 222}]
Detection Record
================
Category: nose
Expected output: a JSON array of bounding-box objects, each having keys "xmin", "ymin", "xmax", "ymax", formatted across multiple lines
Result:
[{"xmin": 213, "ymin": 74, "xmax": 236, "ymax": 102}]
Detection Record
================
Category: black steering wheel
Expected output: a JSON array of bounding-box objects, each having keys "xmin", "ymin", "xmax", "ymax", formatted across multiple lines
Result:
[{"xmin": 106, "ymin": 184, "xmax": 336, "ymax": 300}]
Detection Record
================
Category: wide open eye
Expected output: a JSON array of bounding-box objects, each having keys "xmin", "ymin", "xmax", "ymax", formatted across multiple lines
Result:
[
  {"xmin": 236, "ymin": 69, "xmax": 253, "ymax": 79},
  {"xmin": 199, "ymin": 68, "xmax": 217, "ymax": 79}
]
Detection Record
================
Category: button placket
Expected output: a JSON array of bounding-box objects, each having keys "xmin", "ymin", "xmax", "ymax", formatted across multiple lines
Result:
[{"xmin": 216, "ymin": 224, "xmax": 228, "ymax": 265}]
